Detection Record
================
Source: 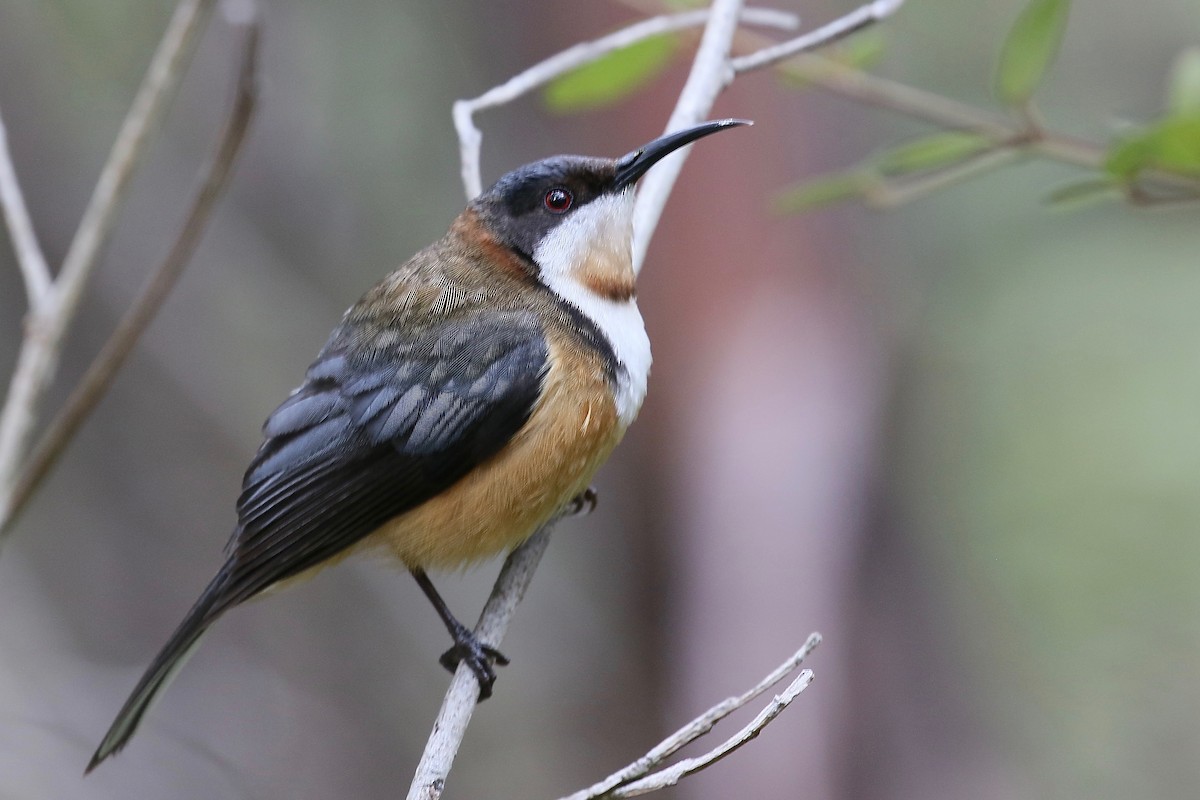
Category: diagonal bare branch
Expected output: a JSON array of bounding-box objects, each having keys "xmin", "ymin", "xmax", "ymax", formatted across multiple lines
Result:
[
  {"xmin": 56, "ymin": 0, "xmax": 220, "ymax": 314},
  {"xmin": 0, "ymin": 110, "xmax": 52, "ymax": 307},
  {"xmin": 730, "ymin": 0, "xmax": 905, "ymax": 75},
  {"xmin": 0, "ymin": 0, "xmax": 218, "ymax": 542},
  {"xmin": 631, "ymin": 0, "xmax": 746, "ymax": 272},
  {"xmin": 560, "ymin": 633, "xmax": 822, "ymax": 800},
  {"xmin": 607, "ymin": 668, "xmax": 815, "ymax": 798},
  {"xmin": 1, "ymin": 9, "xmax": 261, "ymax": 536}
]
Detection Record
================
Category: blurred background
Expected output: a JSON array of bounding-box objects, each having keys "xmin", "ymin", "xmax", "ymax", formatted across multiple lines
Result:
[{"xmin": 1, "ymin": 1, "xmax": 1199, "ymax": 798}]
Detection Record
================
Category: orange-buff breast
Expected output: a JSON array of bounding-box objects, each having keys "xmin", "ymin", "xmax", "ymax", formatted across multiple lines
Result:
[{"xmin": 373, "ymin": 335, "xmax": 623, "ymax": 570}]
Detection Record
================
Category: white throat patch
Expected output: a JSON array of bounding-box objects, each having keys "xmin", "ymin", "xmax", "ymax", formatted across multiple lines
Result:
[{"xmin": 532, "ymin": 192, "xmax": 651, "ymax": 427}]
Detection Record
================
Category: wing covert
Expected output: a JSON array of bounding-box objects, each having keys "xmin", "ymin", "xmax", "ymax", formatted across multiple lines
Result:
[{"xmin": 221, "ymin": 309, "xmax": 548, "ymax": 601}]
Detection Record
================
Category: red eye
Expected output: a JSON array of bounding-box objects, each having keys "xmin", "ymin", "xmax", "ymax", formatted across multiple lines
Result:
[{"xmin": 544, "ymin": 187, "xmax": 573, "ymax": 213}]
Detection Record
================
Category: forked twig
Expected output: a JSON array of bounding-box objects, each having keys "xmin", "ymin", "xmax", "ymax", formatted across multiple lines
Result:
[
  {"xmin": 560, "ymin": 634, "xmax": 821, "ymax": 800},
  {"xmin": 2, "ymin": 9, "xmax": 262, "ymax": 534},
  {"xmin": 453, "ymin": 5, "xmax": 799, "ymax": 199},
  {"xmin": 0, "ymin": 0, "xmax": 220, "ymax": 540},
  {"xmin": 610, "ymin": 670, "xmax": 815, "ymax": 797},
  {"xmin": 632, "ymin": 0, "xmax": 907, "ymax": 269}
]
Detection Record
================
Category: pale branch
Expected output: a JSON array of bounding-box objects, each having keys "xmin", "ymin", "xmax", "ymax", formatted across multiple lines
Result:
[
  {"xmin": 630, "ymin": 0, "xmax": 746, "ymax": 272},
  {"xmin": 55, "ymin": 0, "xmax": 218, "ymax": 311},
  {"xmin": 405, "ymin": 526, "xmax": 556, "ymax": 800},
  {"xmin": 0, "ymin": 111, "xmax": 51, "ymax": 307},
  {"xmin": 729, "ymin": 0, "xmax": 905, "ymax": 75},
  {"xmin": 0, "ymin": 10, "xmax": 261, "ymax": 536},
  {"xmin": 609, "ymin": 669, "xmax": 815, "ymax": 798},
  {"xmin": 559, "ymin": 633, "xmax": 822, "ymax": 800},
  {"xmin": 630, "ymin": 0, "xmax": 906, "ymax": 270},
  {"xmin": 414, "ymin": 1, "xmax": 911, "ymax": 794},
  {"xmin": 0, "ymin": 0, "xmax": 218, "ymax": 542},
  {"xmin": 453, "ymin": 5, "xmax": 800, "ymax": 200}
]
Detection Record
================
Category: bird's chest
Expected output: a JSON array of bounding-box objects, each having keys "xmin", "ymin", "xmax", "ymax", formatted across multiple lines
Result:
[
  {"xmin": 377, "ymin": 337, "xmax": 624, "ymax": 569},
  {"xmin": 520, "ymin": 335, "xmax": 628, "ymax": 488}
]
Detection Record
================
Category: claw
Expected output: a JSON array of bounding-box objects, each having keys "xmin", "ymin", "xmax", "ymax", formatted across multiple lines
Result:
[
  {"xmin": 439, "ymin": 631, "xmax": 509, "ymax": 700},
  {"xmin": 566, "ymin": 486, "xmax": 598, "ymax": 517}
]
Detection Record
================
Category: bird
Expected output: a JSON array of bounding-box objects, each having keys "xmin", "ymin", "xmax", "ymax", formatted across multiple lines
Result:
[{"xmin": 86, "ymin": 118, "xmax": 749, "ymax": 772}]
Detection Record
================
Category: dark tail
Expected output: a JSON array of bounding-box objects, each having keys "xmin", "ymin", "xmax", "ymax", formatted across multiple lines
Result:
[{"xmin": 86, "ymin": 572, "xmax": 233, "ymax": 773}]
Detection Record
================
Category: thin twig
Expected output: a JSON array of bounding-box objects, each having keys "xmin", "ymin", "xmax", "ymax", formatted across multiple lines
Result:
[
  {"xmin": 560, "ymin": 633, "xmax": 822, "ymax": 800},
  {"xmin": 56, "ymin": 0, "xmax": 218, "ymax": 311},
  {"xmin": 610, "ymin": 669, "xmax": 815, "ymax": 797},
  {"xmin": 630, "ymin": 0, "xmax": 746, "ymax": 272},
  {"xmin": 729, "ymin": 0, "xmax": 905, "ymax": 75},
  {"xmin": 791, "ymin": 54, "xmax": 1014, "ymax": 135},
  {"xmin": 0, "ymin": 11, "xmax": 261, "ymax": 535},
  {"xmin": 0, "ymin": 0, "xmax": 217, "ymax": 543},
  {"xmin": 453, "ymin": 6, "xmax": 800, "ymax": 199},
  {"xmin": 864, "ymin": 143, "xmax": 1026, "ymax": 207},
  {"xmin": 0, "ymin": 111, "xmax": 52, "ymax": 307},
  {"xmin": 405, "ymin": 526, "xmax": 556, "ymax": 800},
  {"xmin": 729, "ymin": 7, "xmax": 1200, "ymax": 202},
  {"xmin": 780, "ymin": 56, "xmax": 1200, "ymax": 199},
  {"xmin": 1125, "ymin": 183, "xmax": 1200, "ymax": 206}
]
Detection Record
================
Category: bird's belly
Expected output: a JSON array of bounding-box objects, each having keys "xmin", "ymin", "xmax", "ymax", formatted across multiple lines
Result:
[{"xmin": 372, "ymin": 344, "xmax": 623, "ymax": 570}]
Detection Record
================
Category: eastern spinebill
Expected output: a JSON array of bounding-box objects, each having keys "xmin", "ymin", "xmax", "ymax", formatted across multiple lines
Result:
[{"xmin": 87, "ymin": 118, "xmax": 749, "ymax": 772}]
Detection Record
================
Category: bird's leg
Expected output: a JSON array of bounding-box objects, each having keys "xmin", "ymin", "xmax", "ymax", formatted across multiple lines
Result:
[
  {"xmin": 565, "ymin": 486, "xmax": 598, "ymax": 516},
  {"xmin": 410, "ymin": 568, "xmax": 509, "ymax": 700}
]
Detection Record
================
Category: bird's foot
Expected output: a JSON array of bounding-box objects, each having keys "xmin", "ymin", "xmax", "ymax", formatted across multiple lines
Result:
[
  {"xmin": 566, "ymin": 486, "xmax": 598, "ymax": 517},
  {"xmin": 438, "ymin": 623, "xmax": 510, "ymax": 701}
]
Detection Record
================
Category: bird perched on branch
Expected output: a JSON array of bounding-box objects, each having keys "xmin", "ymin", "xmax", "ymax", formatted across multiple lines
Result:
[{"xmin": 87, "ymin": 119, "xmax": 749, "ymax": 772}]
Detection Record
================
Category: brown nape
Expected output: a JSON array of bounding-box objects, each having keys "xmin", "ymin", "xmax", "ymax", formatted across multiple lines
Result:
[{"xmin": 451, "ymin": 208, "xmax": 538, "ymax": 284}]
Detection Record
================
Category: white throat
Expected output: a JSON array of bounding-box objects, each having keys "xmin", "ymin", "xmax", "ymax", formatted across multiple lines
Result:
[{"xmin": 532, "ymin": 192, "xmax": 651, "ymax": 427}]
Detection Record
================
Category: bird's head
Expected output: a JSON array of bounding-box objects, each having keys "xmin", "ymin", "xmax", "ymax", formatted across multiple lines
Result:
[{"xmin": 467, "ymin": 119, "xmax": 750, "ymax": 298}]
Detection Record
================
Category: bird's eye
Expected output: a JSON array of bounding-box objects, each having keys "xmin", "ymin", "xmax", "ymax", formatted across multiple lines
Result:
[{"xmin": 543, "ymin": 187, "xmax": 573, "ymax": 214}]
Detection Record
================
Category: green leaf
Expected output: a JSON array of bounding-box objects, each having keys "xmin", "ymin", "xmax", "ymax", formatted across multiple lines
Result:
[
  {"xmin": 772, "ymin": 173, "xmax": 869, "ymax": 213},
  {"xmin": 543, "ymin": 34, "xmax": 678, "ymax": 113},
  {"xmin": 1105, "ymin": 115, "xmax": 1200, "ymax": 181},
  {"xmin": 874, "ymin": 132, "xmax": 994, "ymax": 176},
  {"xmin": 1168, "ymin": 47, "xmax": 1200, "ymax": 115},
  {"xmin": 1043, "ymin": 178, "xmax": 1121, "ymax": 209},
  {"xmin": 995, "ymin": 0, "xmax": 1071, "ymax": 105}
]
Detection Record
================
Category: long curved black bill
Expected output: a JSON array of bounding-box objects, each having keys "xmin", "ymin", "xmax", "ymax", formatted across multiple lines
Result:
[{"xmin": 613, "ymin": 118, "xmax": 752, "ymax": 190}]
